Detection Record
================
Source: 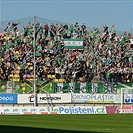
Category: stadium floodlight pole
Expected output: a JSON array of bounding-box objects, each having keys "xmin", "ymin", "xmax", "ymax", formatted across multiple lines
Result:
[
  {"xmin": 129, "ymin": 50, "xmax": 133, "ymax": 89},
  {"xmin": 102, "ymin": 78, "xmax": 105, "ymax": 109},
  {"xmin": 128, "ymin": 50, "xmax": 133, "ymax": 88},
  {"xmin": 33, "ymin": 16, "xmax": 37, "ymax": 107},
  {"xmin": 120, "ymin": 88, "xmax": 123, "ymax": 113}
]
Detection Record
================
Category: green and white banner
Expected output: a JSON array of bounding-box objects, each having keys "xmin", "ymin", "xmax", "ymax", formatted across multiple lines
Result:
[
  {"xmin": 53, "ymin": 83, "xmax": 93, "ymax": 93},
  {"xmin": 62, "ymin": 39, "xmax": 83, "ymax": 49},
  {"xmin": 52, "ymin": 82, "xmax": 117, "ymax": 94},
  {"xmin": 55, "ymin": 83, "xmax": 86, "ymax": 93}
]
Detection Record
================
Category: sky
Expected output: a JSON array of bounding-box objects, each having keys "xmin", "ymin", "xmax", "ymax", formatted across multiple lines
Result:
[{"xmin": 0, "ymin": 0, "xmax": 132, "ymax": 31}]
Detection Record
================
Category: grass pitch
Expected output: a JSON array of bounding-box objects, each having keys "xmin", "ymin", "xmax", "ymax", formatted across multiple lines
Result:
[{"xmin": 0, "ymin": 114, "xmax": 133, "ymax": 133}]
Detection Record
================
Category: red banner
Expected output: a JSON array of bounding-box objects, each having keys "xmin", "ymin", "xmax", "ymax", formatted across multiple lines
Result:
[{"xmin": 106, "ymin": 106, "xmax": 133, "ymax": 114}]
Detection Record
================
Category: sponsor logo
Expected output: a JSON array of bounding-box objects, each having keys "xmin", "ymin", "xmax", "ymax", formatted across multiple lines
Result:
[
  {"xmin": 72, "ymin": 94, "xmax": 114, "ymax": 101},
  {"xmin": 58, "ymin": 107, "xmax": 95, "ymax": 114},
  {"xmin": 28, "ymin": 94, "xmax": 61, "ymax": 103},
  {"xmin": 115, "ymin": 106, "xmax": 133, "ymax": 114},
  {"xmin": 53, "ymin": 107, "xmax": 105, "ymax": 114},
  {"xmin": 3, "ymin": 108, "xmax": 19, "ymax": 115},
  {"xmin": 124, "ymin": 94, "xmax": 133, "ymax": 103},
  {"xmin": 0, "ymin": 94, "xmax": 17, "ymax": 104},
  {"xmin": 106, "ymin": 106, "xmax": 133, "ymax": 114},
  {"xmin": 0, "ymin": 107, "xmax": 48, "ymax": 115},
  {"xmin": 39, "ymin": 108, "xmax": 46, "ymax": 112},
  {"xmin": 95, "ymin": 107, "xmax": 105, "ymax": 114},
  {"xmin": 0, "ymin": 96, "xmax": 14, "ymax": 101},
  {"xmin": 39, "ymin": 97, "xmax": 61, "ymax": 100},
  {"xmin": 28, "ymin": 94, "xmax": 34, "ymax": 102},
  {"xmin": 22, "ymin": 108, "xmax": 36, "ymax": 114},
  {"xmin": 13, "ymin": 108, "xmax": 19, "ymax": 112},
  {"xmin": 39, "ymin": 108, "xmax": 48, "ymax": 114},
  {"xmin": 72, "ymin": 94, "xmax": 115, "ymax": 103},
  {"xmin": 4, "ymin": 108, "xmax": 10, "ymax": 112},
  {"xmin": 30, "ymin": 108, "xmax": 36, "ymax": 112},
  {"xmin": 54, "ymin": 107, "xmax": 94, "ymax": 114}
]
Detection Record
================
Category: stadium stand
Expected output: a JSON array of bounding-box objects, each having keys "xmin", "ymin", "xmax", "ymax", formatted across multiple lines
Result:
[{"xmin": 0, "ymin": 21, "xmax": 132, "ymax": 94}]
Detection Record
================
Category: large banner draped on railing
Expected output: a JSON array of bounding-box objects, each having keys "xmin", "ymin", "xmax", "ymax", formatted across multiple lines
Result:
[{"xmin": 52, "ymin": 82, "xmax": 117, "ymax": 94}]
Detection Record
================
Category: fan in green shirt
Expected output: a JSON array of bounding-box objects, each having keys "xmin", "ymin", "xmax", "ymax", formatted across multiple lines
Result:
[
  {"xmin": 57, "ymin": 43, "xmax": 61, "ymax": 48},
  {"xmin": 106, "ymin": 72, "xmax": 110, "ymax": 79},
  {"xmin": 27, "ymin": 29, "xmax": 32, "ymax": 36},
  {"xmin": 70, "ymin": 24, "xmax": 74, "ymax": 33},
  {"xmin": 6, "ymin": 43, "xmax": 11, "ymax": 50}
]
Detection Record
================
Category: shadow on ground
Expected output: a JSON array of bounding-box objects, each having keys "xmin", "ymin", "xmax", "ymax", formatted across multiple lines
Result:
[{"xmin": 0, "ymin": 125, "xmax": 104, "ymax": 133}]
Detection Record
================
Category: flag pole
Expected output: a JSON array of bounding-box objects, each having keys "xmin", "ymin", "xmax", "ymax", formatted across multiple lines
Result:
[{"xmin": 33, "ymin": 16, "xmax": 37, "ymax": 106}]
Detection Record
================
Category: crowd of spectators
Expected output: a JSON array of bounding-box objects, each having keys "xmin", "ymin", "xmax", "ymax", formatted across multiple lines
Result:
[{"xmin": 0, "ymin": 21, "xmax": 133, "ymax": 84}]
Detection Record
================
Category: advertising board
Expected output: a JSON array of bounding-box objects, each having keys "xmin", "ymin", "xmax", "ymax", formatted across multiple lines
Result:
[
  {"xmin": 124, "ymin": 94, "xmax": 133, "ymax": 103},
  {"xmin": 105, "ymin": 106, "xmax": 133, "ymax": 114},
  {"xmin": 72, "ymin": 94, "xmax": 121, "ymax": 103},
  {"xmin": 18, "ymin": 94, "xmax": 71, "ymax": 104},
  {"xmin": 53, "ymin": 106, "xmax": 106, "ymax": 114},
  {"xmin": 0, "ymin": 94, "xmax": 17, "ymax": 104},
  {"xmin": 0, "ymin": 107, "xmax": 47, "ymax": 115}
]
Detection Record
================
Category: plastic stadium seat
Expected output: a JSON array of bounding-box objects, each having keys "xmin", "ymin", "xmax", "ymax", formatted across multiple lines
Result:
[
  {"xmin": 27, "ymin": 62, "xmax": 30, "ymax": 66},
  {"xmin": 50, "ymin": 83, "xmax": 52, "ymax": 87},
  {"xmin": 9, "ymin": 74, "xmax": 13, "ymax": 78},
  {"xmin": 51, "ymin": 75, "xmax": 56, "ymax": 79},
  {"xmin": 47, "ymin": 75, "xmax": 52, "ymax": 78},
  {"xmin": 58, "ymin": 71, "xmax": 61, "ymax": 74},
  {"xmin": 22, "ymin": 83, "xmax": 25, "ymax": 86},
  {"xmin": 43, "ymin": 66, "xmax": 47, "ymax": 71},
  {"xmin": 22, "ymin": 87, "xmax": 25, "ymax": 91},
  {"xmin": 16, "ymin": 79, "xmax": 20, "ymax": 82},
  {"xmin": 17, "ymin": 66, "xmax": 20, "ymax": 70},
  {"xmin": 54, "ymin": 79, "xmax": 59, "ymax": 83},
  {"xmin": 29, "ymin": 66, "xmax": 33, "ymax": 70},
  {"xmin": 63, "ymin": 79, "xmax": 66, "ymax": 82},
  {"xmin": 58, "ymin": 79, "xmax": 64, "ymax": 83},
  {"xmin": 14, "ymin": 74, "xmax": 19, "ymax": 77},
  {"xmin": 127, "ymin": 80, "xmax": 130, "ymax": 83},
  {"xmin": 13, "ymin": 78, "xmax": 17, "ymax": 81},
  {"xmin": 15, "ymin": 51, "xmax": 19, "ymax": 55}
]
